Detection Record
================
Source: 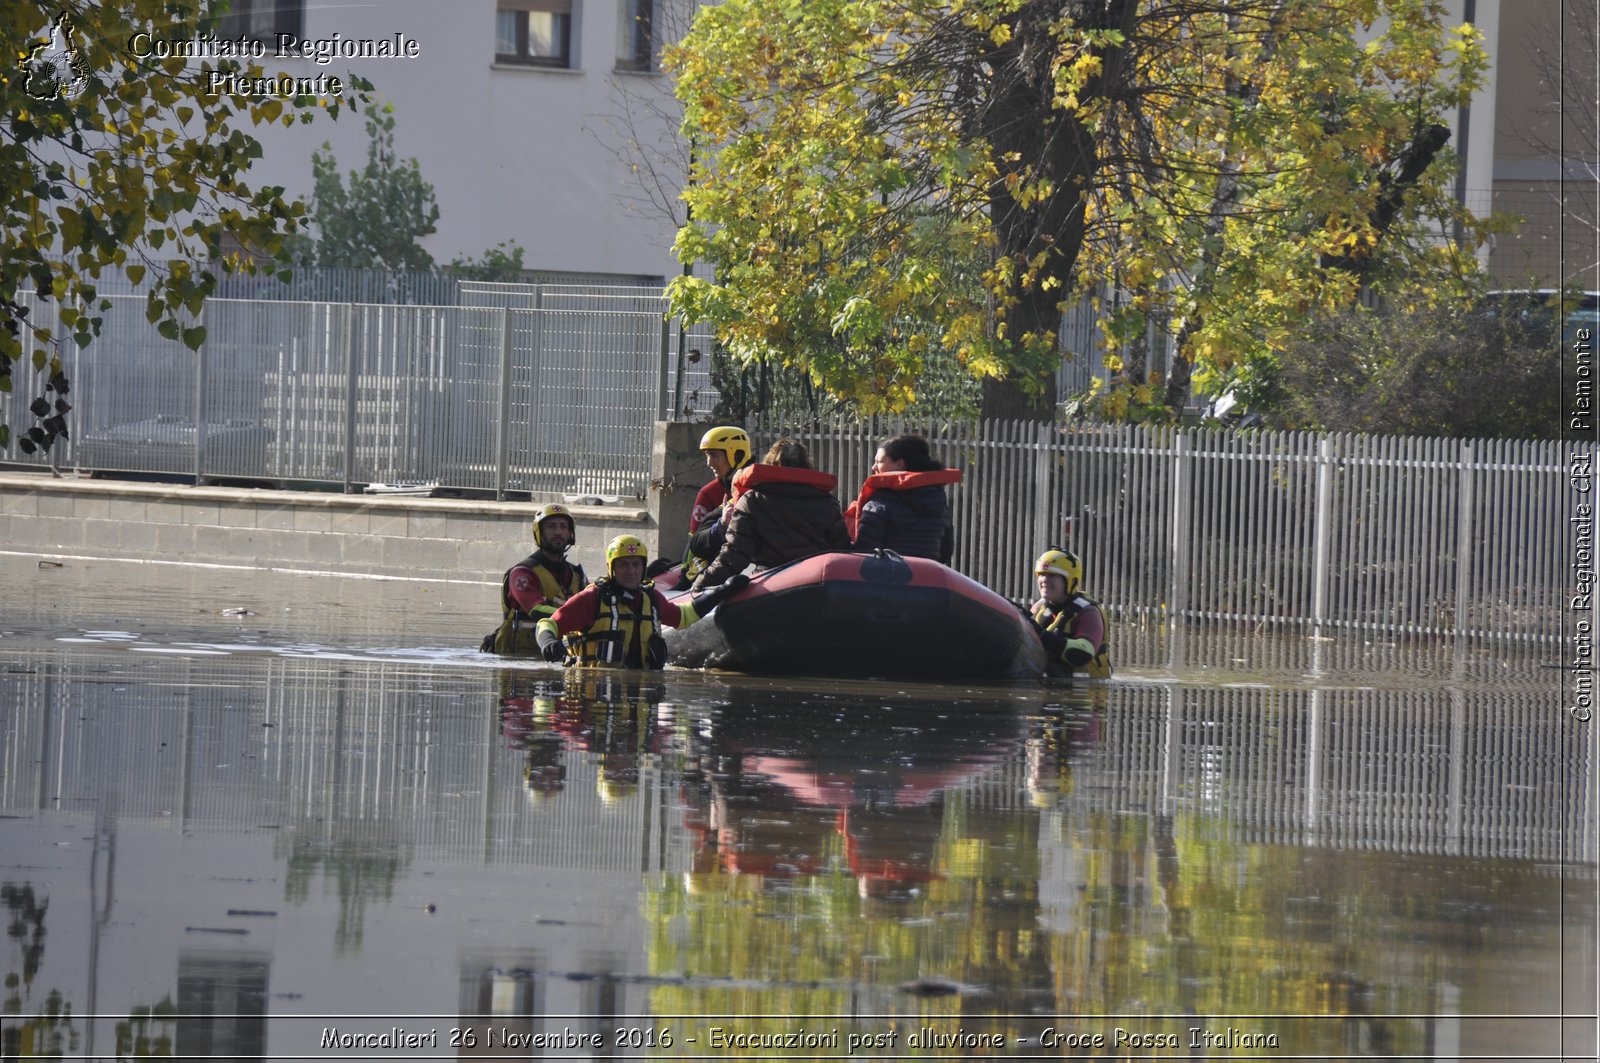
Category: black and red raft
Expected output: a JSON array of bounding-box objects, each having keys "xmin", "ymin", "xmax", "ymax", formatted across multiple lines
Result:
[{"xmin": 663, "ymin": 550, "xmax": 1047, "ymax": 681}]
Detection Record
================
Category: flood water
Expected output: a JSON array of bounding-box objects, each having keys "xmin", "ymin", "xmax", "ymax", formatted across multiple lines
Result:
[{"xmin": 1, "ymin": 554, "xmax": 1594, "ymax": 1061}]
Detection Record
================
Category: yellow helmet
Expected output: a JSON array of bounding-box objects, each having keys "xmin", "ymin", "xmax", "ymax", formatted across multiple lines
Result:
[
  {"xmin": 605, "ymin": 534, "xmax": 649, "ymax": 574},
  {"xmin": 531, "ymin": 503, "xmax": 576, "ymax": 550},
  {"xmin": 699, "ymin": 425, "xmax": 752, "ymax": 470},
  {"xmin": 1034, "ymin": 548, "xmax": 1082, "ymax": 595}
]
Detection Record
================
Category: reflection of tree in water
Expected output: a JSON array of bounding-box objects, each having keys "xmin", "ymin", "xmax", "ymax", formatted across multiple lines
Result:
[
  {"xmin": 1040, "ymin": 806, "xmax": 1438, "ymax": 1053},
  {"xmin": 2, "ymin": 882, "xmax": 80, "ymax": 1058},
  {"xmin": 647, "ymin": 695, "xmax": 1491, "ymax": 1055},
  {"xmin": 2, "ymin": 883, "xmax": 186, "ymax": 1060},
  {"xmin": 1021, "ymin": 695, "xmax": 1428, "ymax": 1052},
  {"xmin": 281, "ymin": 835, "xmax": 403, "ymax": 954},
  {"xmin": 647, "ymin": 702, "xmax": 1045, "ymax": 1035},
  {"xmin": 113, "ymin": 997, "xmax": 176, "ymax": 1059}
]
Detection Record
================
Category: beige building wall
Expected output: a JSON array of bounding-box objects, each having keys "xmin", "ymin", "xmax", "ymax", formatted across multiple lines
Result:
[
  {"xmin": 1487, "ymin": 0, "xmax": 1598, "ymax": 289},
  {"xmin": 219, "ymin": 0, "xmax": 699, "ymax": 282}
]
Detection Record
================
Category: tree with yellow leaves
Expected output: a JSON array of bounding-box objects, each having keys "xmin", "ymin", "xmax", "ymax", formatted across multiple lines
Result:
[{"xmin": 667, "ymin": 0, "xmax": 1493, "ymax": 421}]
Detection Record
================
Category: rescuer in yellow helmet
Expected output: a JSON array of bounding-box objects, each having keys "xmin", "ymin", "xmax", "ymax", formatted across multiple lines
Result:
[
  {"xmin": 535, "ymin": 534, "xmax": 748, "ymax": 669},
  {"xmin": 482, "ymin": 503, "xmax": 588, "ymax": 655},
  {"xmin": 656, "ymin": 425, "xmax": 758, "ymax": 586},
  {"xmin": 1029, "ymin": 547, "xmax": 1111, "ymax": 679}
]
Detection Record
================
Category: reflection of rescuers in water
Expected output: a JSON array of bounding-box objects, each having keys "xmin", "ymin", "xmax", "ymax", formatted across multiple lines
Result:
[
  {"xmin": 1029, "ymin": 548, "xmax": 1112, "ymax": 679},
  {"xmin": 497, "ymin": 672, "xmax": 669, "ymax": 802},
  {"xmin": 536, "ymin": 535, "xmax": 747, "ymax": 669},
  {"xmin": 689, "ymin": 438, "xmax": 851, "ymax": 591},
  {"xmin": 482, "ymin": 504, "xmax": 588, "ymax": 654}
]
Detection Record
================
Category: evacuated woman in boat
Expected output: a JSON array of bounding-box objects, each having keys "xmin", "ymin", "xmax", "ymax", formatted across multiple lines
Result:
[
  {"xmin": 482, "ymin": 503, "xmax": 588, "ymax": 655},
  {"xmin": 689, "ymin": 439, "xmax": 851, "ymax": 591},
  {"xmin": 1029, "ymin": 547, "xmax": 1112, "ymax": 679},
  {"xmin": 537, "ymin": 535, "xmax": 745, "ymax": 668},
  {"xmin": 845, "ymin": 434, "xmax": 961, "ymax": 565}
]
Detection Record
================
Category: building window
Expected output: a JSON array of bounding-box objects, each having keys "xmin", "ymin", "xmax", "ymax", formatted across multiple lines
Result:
[
  {"xmin": 615, "ymin": 0, "xmax": 652, "ymax": 71},
  {"xmin": 217, "ymin": 0, "xmax": 304, "ymax": 42},
  {"xmin": 496, "ymin": 0, "xmax": 573, "ymax": 68}
]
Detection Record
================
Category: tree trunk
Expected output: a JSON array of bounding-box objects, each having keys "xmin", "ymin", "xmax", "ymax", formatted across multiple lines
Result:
[
  {"xmin": 1320, "ymin": 123, "xmax": 1451, "ymax": 278},
  {"xmin": 981, "ymin": 376, "xmax": 1053, "ymax": 421},
  {"xmin": 974, "ymin": 0, "xmax": 1139, "ymax": 421}
]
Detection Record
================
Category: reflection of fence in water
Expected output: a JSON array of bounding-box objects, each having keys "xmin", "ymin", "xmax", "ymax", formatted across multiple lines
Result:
[
  {"xmin": 0, "ymin": 653, "xmax": 692, "ymax": 875},
  {"xmin": 1071, "ymin": 683, "xmax": 1593, "ymax": 863},
  {"xmin": 1113, "ymin": 622, "xmax": 1547, "ymax": 681},
  {"xmin": 1, "ymin": 651, "xmax": 1589, "ymax": 867}
]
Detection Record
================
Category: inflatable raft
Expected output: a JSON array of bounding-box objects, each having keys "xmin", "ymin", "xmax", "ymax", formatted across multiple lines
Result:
[{"xmin": 664, "ymin": 550, "xmax": 1047, "ymax": 681}]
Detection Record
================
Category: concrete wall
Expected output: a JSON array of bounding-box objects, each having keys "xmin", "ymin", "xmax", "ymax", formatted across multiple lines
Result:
[
  {"xmin": 0, "ymin": 473, "xmax": 650, "ymax": 584},
  {"xmin": 649, "ymin": 419, "xmax": 711, "ymax": 564},
  {"xmin": 0, "ymin": 422, "xmax": 714, "ymax": 581}
]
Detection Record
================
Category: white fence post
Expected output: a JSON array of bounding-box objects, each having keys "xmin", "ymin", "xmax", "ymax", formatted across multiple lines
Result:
[
  {"xmin": 1311, "ymin": 435, "xmax": 1336, "ymax": 636},
  {"xmin": 1454, "ymin": 440, "xmax": 1476, "ymax": 642},
  {"xmin": 657, "ymin": 314, "xmax": 672, "ymax": 422},
  {"xmin": 342, "ymin": 304, "xmax": 358, "ymax": 493},
  {"xmin": 191, "ymin": 305, "xmax": 207, "ymax": 486},
  {"xmin": 496, "ymin": 308, "xmax": 513, "ymax": 501},
  {"xmin": 1032, "ymin": 422, "xmax": 1053, "ymax": 567},
  {"xmin": 1168, "ymin": 430, "xmax": 1192, "ymax": 625}
]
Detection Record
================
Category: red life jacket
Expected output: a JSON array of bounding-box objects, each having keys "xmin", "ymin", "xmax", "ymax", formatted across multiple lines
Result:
[
  {"xmin": 727, "ymin": 463, "xmax": 839, "ymax": 509},
  {"xmin": 843, "ymin": 468, "xmax": 962, "ymax": 539}
]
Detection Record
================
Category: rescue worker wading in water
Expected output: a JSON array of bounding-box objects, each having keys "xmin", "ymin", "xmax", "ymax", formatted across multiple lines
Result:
[
  {"xmin": 1029, "ymin": 548, "xmax": 1112, "ymax": 679},
  {"xmin": 483, "ymin": 503, "xmax": 588, "ymax": 655},
  {"xmin": 537, "ymin": 535, "xmax": 747, "ymax": 669}
]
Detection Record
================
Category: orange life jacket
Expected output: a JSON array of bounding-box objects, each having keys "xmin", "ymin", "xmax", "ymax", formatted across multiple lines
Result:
[
  {"xmin": 727, "ymin": 462, "xmax": 839, "ymax": 509},
  {"xmin": 843, "ymin": 468, "xmax": 962, "ymax": 539}
]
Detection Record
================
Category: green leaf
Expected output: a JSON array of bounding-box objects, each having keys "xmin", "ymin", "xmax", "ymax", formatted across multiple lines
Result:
[{"xmin": 181, "ymin": 326, "xmax": 207, "ymax": 350}]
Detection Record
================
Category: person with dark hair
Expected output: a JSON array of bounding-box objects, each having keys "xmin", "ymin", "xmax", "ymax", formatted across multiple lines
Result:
[
  {"xmin": 845, "ymin": 434, "xmax": 962, "ymax": 565},
  {"xmin": 689, "ymin": 438, "xmax": 851, "ymax": 591}
]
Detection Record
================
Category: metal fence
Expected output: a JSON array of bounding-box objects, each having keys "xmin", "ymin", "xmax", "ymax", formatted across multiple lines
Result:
[
  {"xmin": 1, "ymin": 282, "xmax": 1579, "ymax": 648},
  {"xmin": 753, "ymin": 417, "xmax": 1577, "ymax": 648},
  {"xmin": 4, "ymin": 287, "xmax": 716, "ymax": 498},
  {"xmin": 87, "ymin": 265, "xmax": 672, "ymax": 305}
]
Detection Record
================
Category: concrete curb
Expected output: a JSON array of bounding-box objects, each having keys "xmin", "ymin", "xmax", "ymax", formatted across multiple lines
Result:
[{"xmin": 0, "ymin": 472, "xmax": 651, "ymax": 582}]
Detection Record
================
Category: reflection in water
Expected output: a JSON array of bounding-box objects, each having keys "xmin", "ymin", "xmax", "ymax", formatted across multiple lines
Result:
[
  {"xmin": 499, "ymin": 672, "xmax": 672, "ymax": 805},
  {"xmin": 0, "ymin": 638, "xmax": 1591, "ymax": 1059},
  {"xmin": 1, "ymin": 883, "xmax": 80, "ymax": 1058},
  {"xmin": 176, "ymin": 953, "xmax": 268, "ymax": 1060}
]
